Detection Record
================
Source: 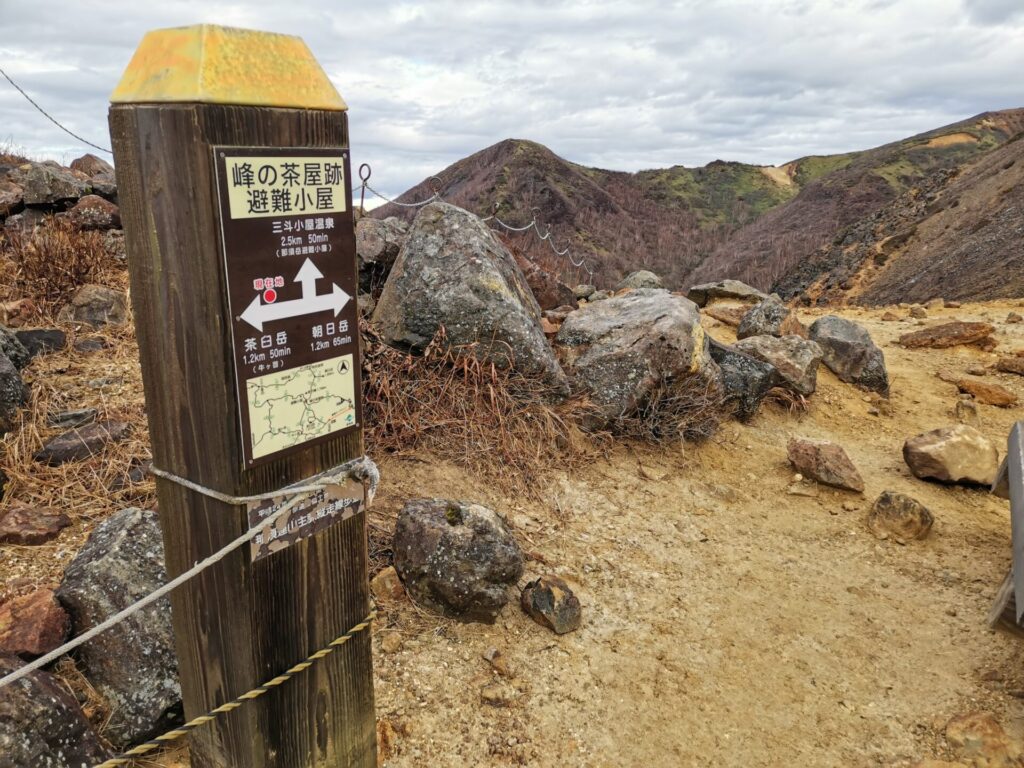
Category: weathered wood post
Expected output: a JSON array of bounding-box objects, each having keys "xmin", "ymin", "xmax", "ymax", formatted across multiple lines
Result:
[{"xmin": 108, "ymin": 25, "xmax": 375, "ymax": 767}]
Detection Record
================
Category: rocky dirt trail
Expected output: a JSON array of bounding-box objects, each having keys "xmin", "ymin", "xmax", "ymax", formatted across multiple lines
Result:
[{"xmin": 365, "ymin": 300, "xmax": 1024, "ymax": 767}]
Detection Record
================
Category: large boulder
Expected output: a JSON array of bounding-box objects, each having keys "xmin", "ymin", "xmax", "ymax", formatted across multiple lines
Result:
[
  {"xmin": 513, "ymin": 252, "xmax": 577, "ymax": 311},
  {"xmin": 66, "ymin": 195, "xmax": 120, "ymax": 231},
  {"xmin": 393, "ymin": 499, "xmax": 524, "ymax": 622},
  {"xmin": 0, "ymin": 354, "xmax": 28, "ymax": 435},
  {"xmin": 615, "ymin": 270, "xmax": 663, "ymax": 291},
  {"xmin": 555, "ymin": 289, "xmax": 718, "ymax": 429},
  {"xmin": 687, "ymin": 279, "xmax": 767, "ymax": 307},
  {"xmin": 58, "ymin": 284, "xmax": 128, "ymax": 327},
  {"xmin": 56, "ymin": 507, "xmax": 181, "ymax": 747},
  {"xmin": 732, "ymin": 335, "xmax": 823, "ymax": 396},
  {"xmin": 737, "ymin": 295, "xmax": 807, "ymax": 339},
  {"xmin": 372, "ymin": 203, "xmax": 567, "ymax": 392},
  {"xmin": 808, "ymin": 315, "xmax": 889, "ymax": 395},
  {"xmin": 18, "ymin": 162, "xmax": 90, "ymax": 207},
  {"xmin": 356, "ymin": 216, "xmax": 408, "ymax": 294},
  {"xmin": 708, "ymin": 338, "xmax": 781, "ymax": 421},
  {"xmin": 902, "ymin": 425, "xmax": 999, "ymax": 486},
  {"xmin": 0, "ymin": 654, "xmax": 113, "ymax": 767}
]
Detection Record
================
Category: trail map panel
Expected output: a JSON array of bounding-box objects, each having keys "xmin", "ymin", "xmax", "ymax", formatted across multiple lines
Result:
[{"xmin": 215, "ymin": 147, "xmax": 361, "ymax": 467}]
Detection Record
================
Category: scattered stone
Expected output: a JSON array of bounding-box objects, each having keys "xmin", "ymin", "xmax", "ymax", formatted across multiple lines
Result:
[
  {"xmin": 615, "ymin": 270, "xmax": 663, "ymax": 291},
  {"xmin": 708, "ymin": 338, "xmax": 781, "ymax": 421},
  {"xmin": 573, "ymin": 284, "xmax": 596, "ymax": 301},
  {"xmin": 966, "ymin": 364, "xmax": 988, "ymax": 377},
  {"xmin": 955, "ymin": 378, "xmax": 1018, "ymax": 407},
  {"xmin": 0, "ymin": 353, "xmax": 29, "ymax": 435},
  {"xmin": 787, "ymin": 438, "xmax": 865, "ymax": 493},
  {"xmin": 809, "ymin": 315, "xmax": 889, "ymax": 395},
  {"xmin": 34, "ymin": 420, "xmax": 131, "ymax": 465},
  {"xmin": 732, "ymin": 335, "xmax": 824, "ymax": 396},
  {"xmin": 66, "ymin": 194, "xmax": 120, "ymax": 230},
  {"xmin": 555, "ymin": 289, "xmax": 717, "ymax": 428},
  {"xmin": 515, "ymin": 252, "xmax": 577, "ymax": 310},
  {"xmin": 841, "ymin": 500, "xmax": 859, "ymax": 512},
  {"xmin": 483, "ymin": 647, "xmax": 513, "ymax": 677},
  {"xmin": 69, "ymin": 153, "xmax": 114, "ymax": 178},
  {"xmin": 479, "ymin": 681, "xmax": 517, "ymax": 707},
  {"xmin": 372, "ymin": 203, "xmax": 567, "ymax": 392},
  {"xmin": 543, "ymin": 305, "xmax": 576, "ymax": 324},
  {"xmin": 687, "ymin": 279, "xmax": 767, "ymax": 308},
  {"xmin": 521, "ymin": 575, "xmax": 582, "ymax": 634},
  {"xmin": 903, "ymin": 425, "xmax": 999, "ymax": 486},
  {"xmin": 0, "ymin": 468, "xmax": 7, "ymax": 501},
  {"xmin": 703, "ymin": 303, "xmax": 747, "ymax": 327},
  {"xmin": 945, "ymin": 712, "xmax": 1023, "ymax": 767},
  {"xmin": 73, "ymin": 337, "xmax": 109, "ymax": 353},
  {"xmin": 0, "ymin": 589, "xmax": 70, "ymax": 657},
  {"xmin": 0, "ymin": 506, "xmax": 71, "ymax": 545},
  {"xmin": 379, "ymin": 632, "xmax": 403, "ymax": 655},
  {"xmin": 0, "ymin": 654, "xmax": 113, "ymax": 766},
  {"xmin": 867, "ymin": 491, "xmax": 933, "ymax": 543},
  {"xmin": 1007, "ymin": 312, "xmax": 1023, "ymax": 324},
  {"xmin": 46, "ymin": 407, "xmax": 98, "ymax": 429},
  {"xmin": 0, "ymin": 326, "xmax": 30, "ymax": 370},
  {"xmin": 107, "ymin": 459, "xmax": 151, "ymax": 492},
  {"xmin": 355, "ymin": 216, "xmax": 409, "ymax": 294},
  {"xmin": 910, "ymin": 306, "xmax": 928, "ymax": 319},
  {"xmin": 881, "ymin": 311, "xmax": 900, "ymax": 322},
  {"xmin": 392, "ymin": 499, "xmax": 524, "ymax": 622},
  {"xmin": 587, "ymin": 290, "xmax": 610, "ymax": 302},
  {"xmin": 995, "ymin": 356, "xmax": 1024, "ymax": 376},
  {"xmin": 19, "ymin": 162, "xmax": 90, "ymax": 206},
  {"xmin": 954, "ymin": 397, "xmax": 982, "ymax": 427},
  {"xmin": 56, "ymin": 507, "xmax": 181, "ymax": 746},
  {"xmin": 944, "ymin": 300, "xmax": 962, "ymax": 309},
  {"xmin": 58, "ymin": 284, "xmax": 128, "ymax": 327},
  {"xmin": 787, "ymin": 483, "xmax": 819, "ymax": 497},
  {"xmin": 925, "ymin": 298, "xmax": 945, "ymax": 311},
  {"xmin": 898, "ymin": 322, "xmax": 996, "ymax": 350},
  {"xmin": 737, "ymin": 295, "xmax": 807, "ymax": 339},
  {"xmin": 370, "ymin": 565, "xmax": 405, "ymax": 602},
  {"xmin": 13, "ymin": 328, "xmax": 66, "ymax": 359}
]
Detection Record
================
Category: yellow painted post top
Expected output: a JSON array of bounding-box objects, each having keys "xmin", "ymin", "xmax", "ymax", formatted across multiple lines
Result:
[{"xmin": 111, "ymin": 24, "xmax": 346, "ymax": 111}]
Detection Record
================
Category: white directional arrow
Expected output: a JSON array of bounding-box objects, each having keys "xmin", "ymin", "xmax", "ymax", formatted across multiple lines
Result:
[
  {"xmin": 240, "ymin": 260, "xmax": 350, "ymax": 332},
  {"xmin": 294, "ymin": 258, "xmax": 324, "ymax": 299}
]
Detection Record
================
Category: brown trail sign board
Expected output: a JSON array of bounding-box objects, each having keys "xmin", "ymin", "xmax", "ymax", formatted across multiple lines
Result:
[{"xmin": 215, "ymin": 147, "xmax": 361, "ymax": 466}]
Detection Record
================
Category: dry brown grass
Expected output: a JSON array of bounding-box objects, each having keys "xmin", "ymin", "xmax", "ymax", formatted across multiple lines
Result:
[
  {"xmin": 0, "ymin": 216, "xmax": 116, "ymax": 313},
  {"xmin": 362, "ymin": 323, "xmax": 598, "ymax": 495},
  {"xmin": 610, "ymin": 374, "xmax": 726, "ymax": 443}
]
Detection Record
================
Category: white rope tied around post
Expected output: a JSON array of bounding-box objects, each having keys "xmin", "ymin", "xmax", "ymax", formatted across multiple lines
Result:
[{"xmin": 0, "ymin": 455, "xmax": 378, "ymax": 693}]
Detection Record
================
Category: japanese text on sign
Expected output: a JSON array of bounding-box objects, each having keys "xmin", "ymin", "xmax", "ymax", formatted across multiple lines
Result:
[{"xmin": 223, "ymin": 156, "xmax": 348, "ymax": 220}]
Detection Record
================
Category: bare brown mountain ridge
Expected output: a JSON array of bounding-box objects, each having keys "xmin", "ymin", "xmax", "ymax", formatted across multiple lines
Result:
[{"xmin": 375, "ymin": 109, "xmax": 1024, "ymax": 303}]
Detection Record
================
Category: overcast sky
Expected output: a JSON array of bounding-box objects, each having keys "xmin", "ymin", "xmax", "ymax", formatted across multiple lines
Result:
[{"xmin": 1, "ymin": 0, "xmax": 1023, "ymax": 199}]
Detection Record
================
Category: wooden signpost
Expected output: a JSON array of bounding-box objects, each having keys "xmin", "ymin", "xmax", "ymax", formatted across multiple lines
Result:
[{"xmin": 108, "ymin": 25, "xmax": 375, "ymax": 766}]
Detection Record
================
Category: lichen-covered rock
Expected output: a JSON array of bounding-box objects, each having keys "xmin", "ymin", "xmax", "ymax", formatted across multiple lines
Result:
[
  {"xmin": 18, "ymin": 162, "xmax": 90, "ymax": 206},
  {"xmin": 687, "ymin": 279, "xmax": 767, "ymax": 307},
  {"xmin": 809, "ymin": 315, "xmax": 889, "ymax": 395},
  {"xmin": 0, "ymin": 654, "xmax": 113, "ymax": 767},
  {"xmin": 356, "ymin": 216, "xmax": 408, "ymax": 294},
  {"xmin": 56, "ymin": 508, "xmax": 181, "ymax": 746},
  {"xmin": 867, "ymin": 491, "xmax": 933, "ymax": 543},
  {"xmin": 708, "ymin": 338, "xmax": 781, "ymax": 421},
  {"xmin": 58, "ymin": 284, "xmax": 128, "ymax": 327},
  {"xmin": 737, "ymin": 295, "xmax": 807, "ymax": 339},
  {"xmin": 521, "ymin": 575, "xmax": 582, "ymax": 634},
  {"xmin": 0, "ymin": 326, "xmax": 29, "ymax": 370},
  {"xmin": 573, "ymin": 284, "xmax": 596, "ymax": 300},
  {"xmin": 903, "ymin": 425, "xmax": 999, "ymax": 486},
  {"xmin": 66, "ymin": 195, "xmax": 120, "ymax": 231},
  {"xmin": 787, "ymin": 437, "xmax": 865, "ymax": 492},
  {"xmin": 555, "ymin": 289, "xmax": 717, "ymax": 427},
  {"xmin": 615, "ymin": 270, "xmax": 663, "ymax": 291},
  {"xmin": 393, "ymin": 499, "xmax": 523, "ymax": 622},
  {"xmin": 732, "ymin": 335, "xmax": 823, "ymax": 396},
  {"xmin": 0, "ymin": 354, "xmax": 28, "ymax": 435},
  {"xmin": 372, "ymin": 203, "xmax": 567, "ymax": 393}
]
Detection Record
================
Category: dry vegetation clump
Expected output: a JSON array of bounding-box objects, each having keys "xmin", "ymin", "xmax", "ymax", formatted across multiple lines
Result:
[
  {"xmin": 609, "ymin": 374, "xmax": 726, "ymax": 444},
  {"xmin": 362, "ymin": 323, "xmax": 598, "ymax": 494},
  {"xmin": 0, "ymin": 216, "xmax": 116, "ymax": 313}
]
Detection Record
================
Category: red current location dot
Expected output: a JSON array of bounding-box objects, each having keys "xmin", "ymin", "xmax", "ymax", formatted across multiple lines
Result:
[{"xmin": 263, "ymin": 288, "xmax": 278, "ymax": 303}]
